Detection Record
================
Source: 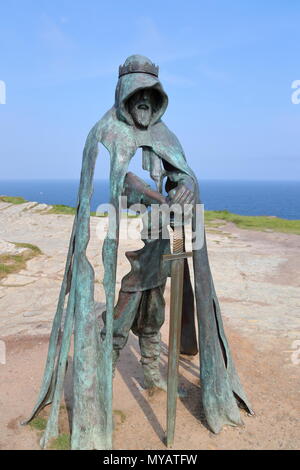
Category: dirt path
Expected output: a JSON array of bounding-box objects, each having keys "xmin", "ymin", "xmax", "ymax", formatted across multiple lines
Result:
[{"xmin": 0, "ymin": 202, "xmax": 299, "ymax": 449}]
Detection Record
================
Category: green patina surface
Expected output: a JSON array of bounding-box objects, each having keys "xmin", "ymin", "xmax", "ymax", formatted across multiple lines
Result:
[{"xmin": 25, "ymin": 54, "xmax": 256, "ymax": 450}]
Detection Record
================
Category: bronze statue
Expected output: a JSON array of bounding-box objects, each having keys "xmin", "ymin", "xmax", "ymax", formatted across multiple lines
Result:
[{"xmin": 25, "ymin": 54, "xmax": 253, "ymax": 449}]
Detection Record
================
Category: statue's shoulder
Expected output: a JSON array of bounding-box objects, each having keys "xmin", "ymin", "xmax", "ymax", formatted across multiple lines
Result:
[
  {"xmin": 96, "ymin": 107, "xmax": 135, "ymax": 152},
  {"xmin": 151, "ymin": 120, "xmax": 186, "ymax": 160}
]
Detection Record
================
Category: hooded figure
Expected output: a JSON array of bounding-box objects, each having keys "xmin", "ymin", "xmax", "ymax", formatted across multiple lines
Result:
[{"xmin": 25, "ymin": 55, "xmax": 253, "ymax": 450}]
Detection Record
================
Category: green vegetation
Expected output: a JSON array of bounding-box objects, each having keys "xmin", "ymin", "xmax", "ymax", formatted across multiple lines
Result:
[
  {"xmin": 48, "ymin": 204, "xmax": 77, "ymax": 215},
  {"xmin": 205, "ymin": 210, "xmax": 300, "ymax": 235},
  {"xmin": 0, "ymin": 195, "xmax": 27, "ymax": 205},
  {"xmin": 113, "ymin": 409, "xmax": 126, "ymax": 424},
  {"xmin": 14, "ymin": 242, "xmax": 42, "ymax": 254},
  {"xmin": 49, "ymin": 433, "xmax": 71, "ymax": 450},
  {"xmin": 29, "ymin": 417, "xmax": 47, "ymax": 431},
  {"xmin": 1, "ymin": 194, "xmax": 299, "ymax": 235},
  {"xmin": 95, "ymin": 211, "xmax": 108, "ymax": 217},
  {"xmin": 0, "ymin": 242, "xmax": 42, "ymax": 280},
  {"xmin": 126, "ymin": 212, "xmax": 140, "ymax": 218},
  {"xmin": 49, "ymin": 205, "xmax": 141, "ymax": 218},
  {"xmin": 49, "ymin": 205, "xmax": 300, "ymax": 234},
  {"xmin": 28, "ymin": 405, "xmax": 71, "ymax": 450}
]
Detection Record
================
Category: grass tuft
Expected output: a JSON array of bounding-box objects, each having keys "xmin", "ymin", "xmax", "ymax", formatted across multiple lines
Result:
[
  {"xmin": 1, "ymin": 194, "xmax": 299, "ymax": 235},
  {"xmin": 49, "ymin": 433, "xmax": 71, "ymax": 450},
  {"xmin": 0, "ymin": 242, "xmax": 42, "ymax": 280},
  {"xmin": 0, "ymin": 196, "xmax": 27, "ymax": 205},
  {"xmin": 29, "ymin": 417, "xmax": 47, "ymax": 431},
  {"xmin": 205, "ymin": 210, "xmax": 300, "ymax": 235},
  {"xmin": 113, "ymin": 409, "xmax": 126, "ymax": 424},
  {"xmin": 13, "ymin": 242, "xmax": 42, "ymax": 255},
  {"xmin": 48, "ymin": 204, "xmax": 76, "ymax": 215}
]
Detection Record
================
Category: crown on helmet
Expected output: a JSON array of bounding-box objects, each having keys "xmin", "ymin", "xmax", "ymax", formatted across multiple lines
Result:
[{"xmin": 119, "ymin": 60, "xmax": 159, "ymax": 78}]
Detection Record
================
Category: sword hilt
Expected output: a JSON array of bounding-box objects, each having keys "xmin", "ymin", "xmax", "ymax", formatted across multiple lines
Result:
[
  {"xmin": 173, "ymin": 224, "xmax": 184, "ymax": 254},
  {"xmin": 163, "ymin": 224, "xmax": 192, "ymax": 262}
]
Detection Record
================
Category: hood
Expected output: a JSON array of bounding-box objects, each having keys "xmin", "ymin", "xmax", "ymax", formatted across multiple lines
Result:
[{"xmin": 115, "ymin": 54, "xmax": 168, "ymax": 126}]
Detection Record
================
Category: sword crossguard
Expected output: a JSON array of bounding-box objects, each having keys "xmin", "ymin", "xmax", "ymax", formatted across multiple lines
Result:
[{"xmin": 163, "ymin": 252, "xmax": 192, "ymax": 261}]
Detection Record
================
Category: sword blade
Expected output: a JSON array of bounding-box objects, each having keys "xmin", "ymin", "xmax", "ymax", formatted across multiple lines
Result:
[{"xmin": 167, "ymin": 256, "xmax": 184, "ymax": 447}]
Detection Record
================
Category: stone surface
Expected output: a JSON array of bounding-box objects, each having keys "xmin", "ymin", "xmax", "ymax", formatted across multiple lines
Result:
[
  {"xmin": 1, "ymin": 274, "xmax": 38, "ymax": 286},
  {"xmin": 0, "ymin": 203, "xmax": 299, "ymax": 342},
  {"xmin": 0, "ymin": 202, "xmax": 299, "ymax": 449},
  {"xmin": 0, "ymin": 202, "xmax": 13, "ymax": 211},
  {"xmin": 32, "ymin": 203, "xmax": 52, "ymax": 212}
]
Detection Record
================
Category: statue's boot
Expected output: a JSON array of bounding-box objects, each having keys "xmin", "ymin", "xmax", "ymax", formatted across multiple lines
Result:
[
  {"xmin": 139, "ymin": 333, "xmax": 166, "ymax": 393},
  {"xmin": 139, "ymin": 333, "xmax": 186, "ymax": 397}
]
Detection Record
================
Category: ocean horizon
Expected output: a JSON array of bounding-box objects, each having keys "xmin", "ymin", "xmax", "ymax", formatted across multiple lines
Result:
[{"xmin": 0, "ymin": 179, "xmax": 299, "ymax": 220}]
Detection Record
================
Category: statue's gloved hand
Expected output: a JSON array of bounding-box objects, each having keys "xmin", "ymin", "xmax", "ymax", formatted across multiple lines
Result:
[{"xmin": 167, "ymin": 174, "xmax": 195, "ymax": 208}]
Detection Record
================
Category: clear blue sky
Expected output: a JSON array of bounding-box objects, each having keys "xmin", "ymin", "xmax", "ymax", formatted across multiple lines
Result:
[{"xmin": 1, "ymin": 0, "xmax": 300, "ymax": 180}]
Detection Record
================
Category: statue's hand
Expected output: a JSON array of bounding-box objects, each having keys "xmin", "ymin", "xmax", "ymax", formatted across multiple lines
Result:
[{"xmin": 167, "ymin": 175, "xmax": 195, "ymax": 208}]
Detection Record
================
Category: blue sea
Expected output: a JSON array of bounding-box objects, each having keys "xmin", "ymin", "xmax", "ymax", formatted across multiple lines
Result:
[{"xmin": 0, "ymin": 179, "xmax": 299, "ymax": 220}]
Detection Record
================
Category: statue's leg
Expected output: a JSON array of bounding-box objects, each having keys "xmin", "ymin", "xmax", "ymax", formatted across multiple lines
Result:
[
  {"xmin": 132, "ymin": 283, "xmax": 166, "ymax": 391},
  {"xmin": 139, "ymin": 332, "xmax": 165, "ymax": 391},
  {"xmin": 101, "ymin": 289, "xmax": 142, "ymax": 376}
]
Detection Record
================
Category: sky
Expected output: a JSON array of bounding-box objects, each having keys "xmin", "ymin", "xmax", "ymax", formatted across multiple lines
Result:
[{"xmin": 0, "ymin": 0, "xmax": 300, "ymax": 181}]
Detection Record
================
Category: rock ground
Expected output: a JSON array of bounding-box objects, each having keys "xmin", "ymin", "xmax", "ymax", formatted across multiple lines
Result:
[{"xmin": 0, "ymin": 200, "xmax": 299, "ymax": 449}]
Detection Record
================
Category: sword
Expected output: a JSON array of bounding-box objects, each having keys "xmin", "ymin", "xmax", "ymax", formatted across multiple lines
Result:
[{"xmin": 163, "ymin": 219, "xmax": 192, "ymax": 447}]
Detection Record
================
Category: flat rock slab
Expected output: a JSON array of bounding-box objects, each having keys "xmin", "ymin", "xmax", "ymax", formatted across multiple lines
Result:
[
  {"xmin": 1, "ymin": 203, "xmax": 35, "ymax": 216},
  {"xmin": 23, "ymin": 311, "xmax": 44, "ymax": 317},
  {"xmin": 0, "ymin": 201, "xmax": 52, "ymax": 216},
  {"xmin": 19, "ymin": 202, "xmax": 39, "ymax": 211},
  {"xmin": 32, "ymin": 203, "xmax": 52, "ymax": 212},
  {"xmin": 0, "ymin": 202, "xmax": 13, "ymax": 211},
  {"xmin": 1, "ymin": 274, "xmax": 38, "ymax": 286}
]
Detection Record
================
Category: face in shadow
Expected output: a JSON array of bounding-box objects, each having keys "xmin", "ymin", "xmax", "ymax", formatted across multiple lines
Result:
[{"xmin": 127, "ymin": 89, "xmax": 154, "ymax": 129}]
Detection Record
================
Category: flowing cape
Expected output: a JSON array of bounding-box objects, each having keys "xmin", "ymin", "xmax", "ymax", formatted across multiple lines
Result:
[{"xmin": 24, "ymin": 109, "xmax": 252, "ymax": 449}]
